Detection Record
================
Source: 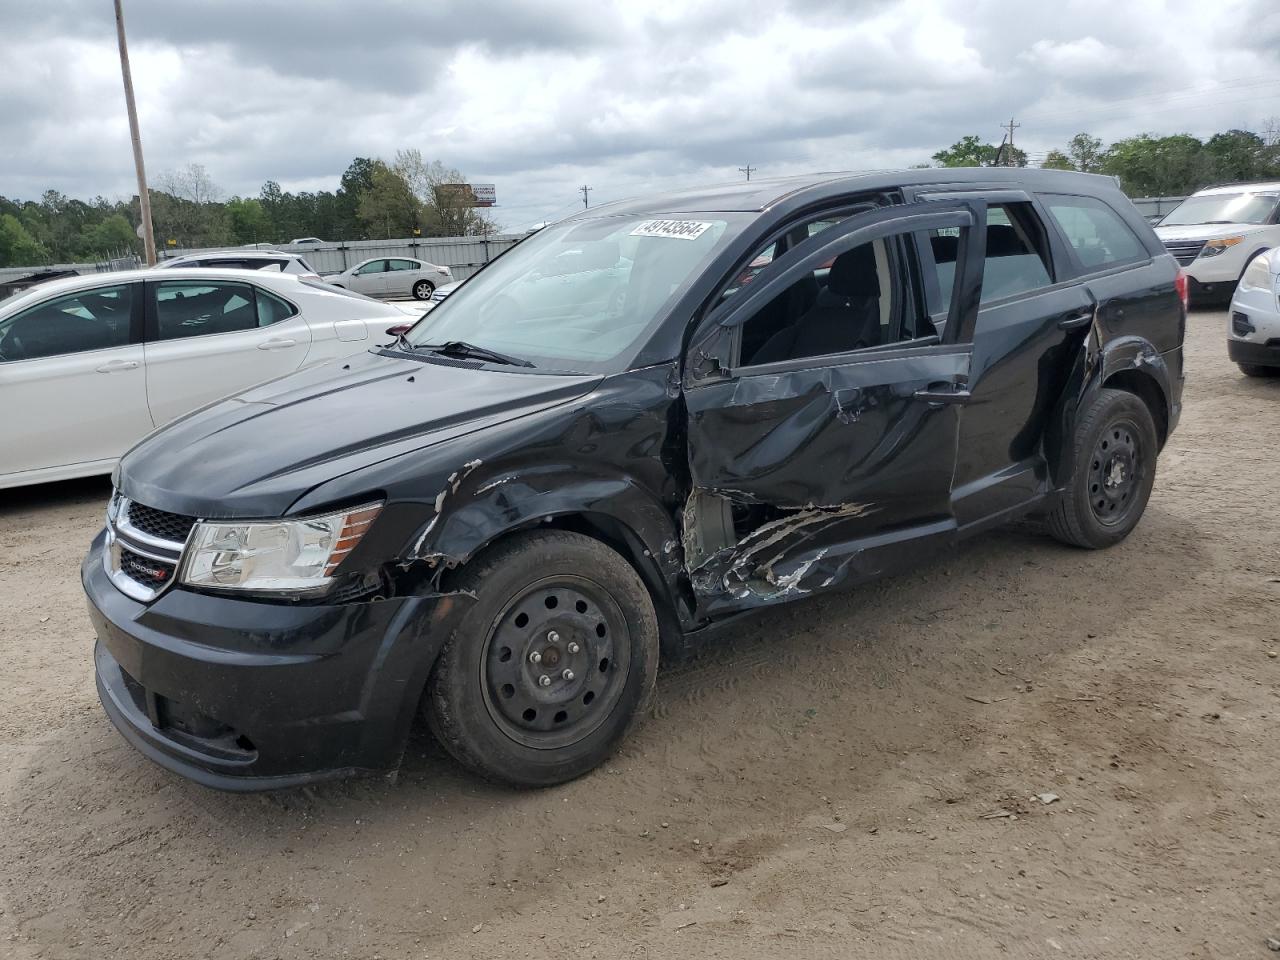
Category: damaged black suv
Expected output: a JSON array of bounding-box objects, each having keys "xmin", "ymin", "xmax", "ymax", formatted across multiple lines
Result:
[{"xmin": 84, "ymin": 169, "xmax": 1185, "ymax": 790}]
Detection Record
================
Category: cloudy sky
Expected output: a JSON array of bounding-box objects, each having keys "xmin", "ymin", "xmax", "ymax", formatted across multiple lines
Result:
[{"xmin": 2, "ymin": 0, "xmax": 1277, "ymax": 230}]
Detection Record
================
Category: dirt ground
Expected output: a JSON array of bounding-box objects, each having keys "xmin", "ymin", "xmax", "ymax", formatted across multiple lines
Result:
[{"xmin": 2, "ymin": 309, "xmax": 1277, "ymax": 960}]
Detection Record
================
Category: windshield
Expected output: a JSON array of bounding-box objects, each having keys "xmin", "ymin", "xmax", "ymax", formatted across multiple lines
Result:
[
  {"xmin": 1160, "ymin": 192, "xmax": 1280, "ymax": 226},
  {"xmin": 405, "ymin": 213, "xmax": 750, "ymax": 372}
]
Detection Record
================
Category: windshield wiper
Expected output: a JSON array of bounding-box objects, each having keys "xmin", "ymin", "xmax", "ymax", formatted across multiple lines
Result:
[{"xmin": 418, "ymin": 340, "xmax": 535, "ymax": 368}]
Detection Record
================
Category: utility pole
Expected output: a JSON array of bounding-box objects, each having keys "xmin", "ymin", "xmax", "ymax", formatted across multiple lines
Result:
[
  {"xmin": 114, "ymin": 0, "xmax": 156, "ymax": 265},
  {"xmin": 999, "ymin": 116, "xmax": 1021, "ymax": 166},
  {"xmin": 738, "ymin": 163, "xmax": 755, "ymax": 181},
  {"xmin": 580, "ymin": 185, "xmax": 592, "ymax": 209}
]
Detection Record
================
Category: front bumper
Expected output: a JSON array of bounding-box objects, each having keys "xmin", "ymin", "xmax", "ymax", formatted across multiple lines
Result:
[
  {"xmin": 84, "ymin": 530, "xmax": 453, "ymax": 791},
  {"xmin": 1228, "ymin": 337, "xmax": 1280, "ymax": 367}
]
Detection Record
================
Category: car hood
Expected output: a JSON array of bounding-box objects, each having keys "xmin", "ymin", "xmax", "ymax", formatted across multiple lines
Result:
[
  {"xmin": 1155, "ymin": 223, "xmax": 1269, "ymax": 242},
  {"xmin": 117, "ymin": 350, "xmax": 601, "ymax": 519}
]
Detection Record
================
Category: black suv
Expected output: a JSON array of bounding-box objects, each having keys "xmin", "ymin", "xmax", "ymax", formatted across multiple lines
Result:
[{"xmin": 84, "ymin": 169, "xmax": 1185, "ymax": 791}]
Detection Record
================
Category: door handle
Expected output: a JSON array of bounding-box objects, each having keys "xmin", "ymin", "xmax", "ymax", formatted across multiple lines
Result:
[
  {"xmin": 1058, "ymin": 310, "xmax": 1094, "ymax": 331},
  {"xmin": 913, "ymin": 384, "xmax": 971, "ymax": 406},
  {"xmin": 96, "ymin": 359, "xmax": 138, "ymax": 373},
  {"xmin": 257, "ymin": 338, "xmax": 297, "ymax": 350}
]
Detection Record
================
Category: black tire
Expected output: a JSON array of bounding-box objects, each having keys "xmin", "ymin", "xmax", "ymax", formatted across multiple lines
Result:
[
  {"xmin": 1239, "ymin": 362, "xmax": 1280, "ymax": 378},
  {"xmin": 412, "ymin": 280, "xmax": 435, "ymax": 300},
  {"xmin": 1048, "ymin": 388, "xmax": 1159, "ymax": 549},
  {"xmin": 425, "ymin": 530, "xmax": 659, "ymax": 787}
]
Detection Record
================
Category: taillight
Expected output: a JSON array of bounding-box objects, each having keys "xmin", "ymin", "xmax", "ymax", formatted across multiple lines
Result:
[{"xmin": 1174, "ymin": 269, "xmax": 1189, "ymax": 311}]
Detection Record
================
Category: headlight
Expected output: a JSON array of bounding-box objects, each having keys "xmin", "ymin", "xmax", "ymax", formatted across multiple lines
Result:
[
  {"xmin": 1197, "ymin": 236, "xmax": 1245, "ymax": 259},
  {"xmin": 180, "ymin": 502, "xmax": 382, "ymax": 594},
  {"xmin": 1238, "ymin": 253, "xmax": 1273, "ymax": 291}
]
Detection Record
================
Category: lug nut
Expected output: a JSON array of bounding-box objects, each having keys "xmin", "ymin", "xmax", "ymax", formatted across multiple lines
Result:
[
  {"xmin": 567, "ymin": 641, "xmax": 580, "ymax": 654},
  {"xmin": 538, "ymin": 674, "xmax": 552, "ymax": 687},
  {"xmin": 529, "ymin": 651, "xmax": 542, "ymax": 664},
  {"xmin": 562, "ymin": 669, "xmax": 575, "ymax": 681},
  {"xmin": 547, "ymin": 630, "xmax": 560, "ymax": 643}
]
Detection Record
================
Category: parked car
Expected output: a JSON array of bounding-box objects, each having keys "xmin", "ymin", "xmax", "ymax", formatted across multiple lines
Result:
[
  {"xmin": 1227, "ymin": 245, "xmax": 1280, "ymax": 376},
  {"xmin": 157, "ymin": 250, "xmax": 321, "ymax": 280},
  {"xmin": 289, "ymin": 237, "xmax": 325, "ymax": 245},
  {"xmin": 0, "ymin": 268, "xmax": 81, "ymax": 302},
  {"xmin": 1155, "ymin": 181, "xmax": 1280, "ymax": 302},
  {"xmin": 327, "ymin": 257, "xmax": 452, "ymax": 300},
  {"xmin": 85, "ymin": 168, "xmax": 1185, "ymax": 791},
  {"xmin": 429, "ymin": 279, "xmax": 462, "ymax": 303},
  {"xmin": 0, "ymin": 268, "xmax": 418, "ymax": 490}
]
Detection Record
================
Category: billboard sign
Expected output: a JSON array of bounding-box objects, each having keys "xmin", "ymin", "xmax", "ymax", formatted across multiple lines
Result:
[{"xmin": 438, "ymin": 183, "xmax": 497, "ymax": 207}]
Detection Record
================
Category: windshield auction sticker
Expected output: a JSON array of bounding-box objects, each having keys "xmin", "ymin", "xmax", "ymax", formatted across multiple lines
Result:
[{"xmin": 630, "ymin": 219, "xmax": 713, "ymax": 240}]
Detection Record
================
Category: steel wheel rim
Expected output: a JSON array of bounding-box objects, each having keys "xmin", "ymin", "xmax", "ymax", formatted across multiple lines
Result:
[
  {"xmin": 480, "ymin": 575, "xmax": 630, "ymax": 750},
  {"xmin": 1088, "ymin": 416, "xmax": 1143, "ymax": 527}
]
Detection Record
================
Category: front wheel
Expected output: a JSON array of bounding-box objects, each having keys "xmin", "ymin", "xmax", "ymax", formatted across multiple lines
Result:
[
  {"xmin": 1047, "ymin": 388, "xmax": 1159, "ymax": 549},
  {"xmin": 425, "ymin": 531, "xmax": 659, "ymax": 787},
  {"xmin": 412, "ymin": 280, "xmax": 435, "ymax": 300}
]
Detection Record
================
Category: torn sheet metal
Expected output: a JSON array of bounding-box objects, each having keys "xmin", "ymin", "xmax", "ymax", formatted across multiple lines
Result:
[
  {"xmin": 410, "ymin": 459, "xmax": 483, "ymax": 559},
  {"xmin": 685, "ymin": 500, "xmax": 876, "ymax": 603}
]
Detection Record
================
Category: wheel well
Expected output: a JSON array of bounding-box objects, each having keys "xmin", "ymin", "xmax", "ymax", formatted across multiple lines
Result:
[
  {"xmin": 1103, "ymin": 369, "xmax": 1168, "ymax": 448},
  {"xmin": 436, "ymin": 513, "xmax": 689, "ymax": 658}
]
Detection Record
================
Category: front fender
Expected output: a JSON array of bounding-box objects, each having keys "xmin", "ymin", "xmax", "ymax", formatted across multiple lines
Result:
[
  {"xmin": 1045, "ymin": 331, "xmax": 1173, "ymax": 488},
  {"xmin": 412, "ymin": 463, "xmax": 680, "ymax": 570}
]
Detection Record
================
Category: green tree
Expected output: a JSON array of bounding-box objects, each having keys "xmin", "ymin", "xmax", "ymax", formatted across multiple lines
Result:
[
  {"xmin": 1102, "ymin": 134, "xmax": 1211, "ymax": 195},
  {"xmin": 933, "ymin": 135, "xmax": 998, "ymax": 167},
  {"xmin": 1065, "ymin": 133, "xmax": 1105, "ymax": 173},
  {"xmin": 357, "ymin": 161, "xmax": 421, "ymax": 238},
  {"xmin": 226, "ymin": 197, "xmax": 272, "ymax": 244},
  {"xmin": 337, "ymin": 157, "xmax": 377, "ymax": 239},
  {"xmin": 393, "ymin": 149, "xmax": 497, "ymax": 236},
  {"xmin": 932, "ymin": 136, "xmax": 1026, "ymax": 168},
  {"xmin": 80, "ymin": 214, "xmax": 139, "ymax": 258},
  {"xmin": 1042, "ymin": 150, "xmax": 1075, "ymax": 170},
  {"xmin": 1204, "ymin": 129, "xmax": 1279, "ymax": 183},
  {"xmin": 0, "ymin": 213, "xmax": 50, "ymax": 267}
]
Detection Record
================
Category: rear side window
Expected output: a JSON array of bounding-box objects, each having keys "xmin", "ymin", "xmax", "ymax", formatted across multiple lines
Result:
[
  {"xmin": 1043, "ymin": 195, "xmax": 1147, "ymax": 271},
  {"xmin": 929, "ymin": 202, "xmax": 1053, "ymax": 313},
  {"xmin": 154, "ymin": 280, "xmax": 282, "ymax": 341},
  {"xmin": 256, "ymin": 289, "xmax": 295, "ymax": 326}
]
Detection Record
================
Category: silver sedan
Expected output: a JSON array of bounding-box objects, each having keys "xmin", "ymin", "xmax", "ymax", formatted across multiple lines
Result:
[{"xmin": 326, "ymin": 257, "xmax": 453, "ymax": 300}]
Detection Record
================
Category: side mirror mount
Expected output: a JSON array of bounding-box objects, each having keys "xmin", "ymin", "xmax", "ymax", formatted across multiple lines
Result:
[{"xmin": 385, "ymin": 324, "xmax": 412, "ymax": 337}]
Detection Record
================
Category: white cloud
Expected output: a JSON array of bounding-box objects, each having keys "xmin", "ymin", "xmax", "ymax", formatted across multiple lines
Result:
[{"xmin": 1, "ymin": 0, "xmax": 1275, "ymax": 229}]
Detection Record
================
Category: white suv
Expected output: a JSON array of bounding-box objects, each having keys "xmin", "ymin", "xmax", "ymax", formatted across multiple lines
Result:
[
  {"xmin": 157, "ymin": 250, "xmax": 321, "ymax": 280},
  {"xmin": 1155, "ymin": 182, "xmax": 1280, "ymax": 303}
]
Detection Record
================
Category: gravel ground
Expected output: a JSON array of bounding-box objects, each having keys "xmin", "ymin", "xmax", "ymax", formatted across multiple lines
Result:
[{"xmin": 1, "ymin": 309, "xmax": 1278, "ymax": 959}]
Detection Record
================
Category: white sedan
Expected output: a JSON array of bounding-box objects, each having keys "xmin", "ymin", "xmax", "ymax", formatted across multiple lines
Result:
[
  {"xmin": 1227, "ymin": 247, "xmax": 1280, "ymax": 377},
  {"xmin": 0, "ymin": 268, "xmax": 420, "ymax": 490},
  {"xmin": 326, "ymin": 257, "xmax": 452, "ymax": 300}
]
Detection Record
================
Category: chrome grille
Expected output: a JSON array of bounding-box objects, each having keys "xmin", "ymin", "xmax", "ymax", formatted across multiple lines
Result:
[
  {"xmin": 1162, "ymin": 239, "xmax": 1206, "ymax": 266},
  {"xmin": 126, "ymin": 501, "xmax": 197, "ymax": 543},
  {"xmin": 118, "ymin": 546, "xmax": 176, "ymax": 591},
  {"xmin": 105, "ymin": 492, "xmax": 194, "ymax": 602}
]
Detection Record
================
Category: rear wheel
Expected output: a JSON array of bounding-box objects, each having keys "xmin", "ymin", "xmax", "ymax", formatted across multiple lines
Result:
[
  {"xmin": 1048, "ymin": 388, "xmax": 1158, "ymax": 549},
  {"xmin": 1239, "ymin": 362, "xmax": 1280, "ymax": 378},
  {"xmin": 425, "ymin": 531, "xmax": 659, "ymax": 787},
  {"xmin": 412, "ymin": 280, "xmax": 435, "ymax": 300}
]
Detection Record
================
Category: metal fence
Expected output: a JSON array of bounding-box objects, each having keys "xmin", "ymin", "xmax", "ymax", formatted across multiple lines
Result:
[
  {"xmin": 1129, "ymin": 196, "xmax": 1187, "ymax": 220},
  {"xmin": 0, "ymin": 256, "xmax": 141, "ymax": 286},
  {"xmin": 160, "ymin": 234, "xmax": 528, "ymax": 280}
]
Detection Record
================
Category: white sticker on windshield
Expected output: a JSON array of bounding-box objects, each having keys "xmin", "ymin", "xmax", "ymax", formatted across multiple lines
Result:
[{"xmin": 630, "ymin": 219, "xmax": 713, "ymax": 241}]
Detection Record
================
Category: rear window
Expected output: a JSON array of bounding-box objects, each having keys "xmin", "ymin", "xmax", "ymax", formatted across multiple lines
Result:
[{"xmin": 1043, "ymin": 195, "xmax": 1148, "ymax": 271}]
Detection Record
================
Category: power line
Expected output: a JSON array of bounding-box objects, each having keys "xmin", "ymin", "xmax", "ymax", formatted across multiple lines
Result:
[
  {"xmin": 738, "ymin": 163, "xmax": 755, "ymax": 181},
  {"xmin": 580, "ymin": 184, "xmax": 592, "ymax": 208}
]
